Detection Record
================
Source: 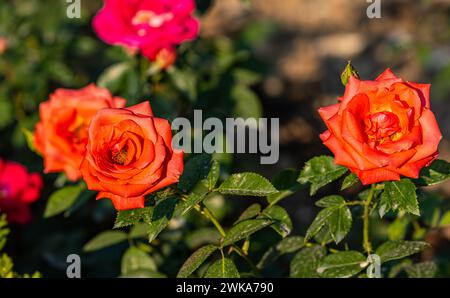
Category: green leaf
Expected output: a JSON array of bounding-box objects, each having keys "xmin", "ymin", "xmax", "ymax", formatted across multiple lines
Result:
[
  {"xmin": 44, "ymin": 185, "xmax": 83, "ymax": 218},
  {"xmin": 129, "ymin": 223, "xmax": 149, "ymax": 239},
  {"xmin": 341, "ymin": 173, "xmax": 359, "ymax": 190},
  {"xmin": 235, "ymin": 203, "xmax": 261, "ymax": 224},
  {"xmin": 340, "ymin": 61, "xmax": 359, "ymax": 86},
  {"xmin": 97, "ymin": 62, "xmax": 132, "ymax": 92},
  {"xmin": 439, "ymin": 210, "xmax": 450, "ymax": 227},
  {"xmin": 315, "ymin": 195, "xmax": 346, "ymax": 208},
  {"xmin": 305, "ymin": 208, "xmax": 336, "ymax": 241},
  {"xmin": 217, "ymin": 173, "xmax": 278, "ymax": 197},
  {"xmin": 416, "ymin": 159, "xmax": 450, "ymax": 186},
  {"xmin": 185, "ymin": 228, "xmax": 222, "ymax": 249},
  {"xmin": 231, "ymin": 84, "xmax": 263, "ymax": 119},
  {"xmin": 277, "ymin": 236, "xmax": 305, "ymax": 254},
  {"xmin": 120, "ymin": 270, "xmax": 166, "ymax": 278},
  {"xmin": 223, "ymin": 218, "xmax": 274, "ymax": 247},
  {"xmin": 388, "ymin": 259, "xmax": 412, "ymax": 278},
  {"xmin": 260, "ymin": 205, "xmax": 293, "ymax": 237},
  {"xmin": 257, "ymin": 236, "xmax": 305, "ymax": 269},
  {"xmin": 22, "ymin": 128, "xmax": 40, "ymax": 155},
  {"xmin": 290, "ymin": 245, "xmax": 326, "ymax": 278},
  {"xmin": 178, "ymin": 154, "xmax": 212, "ymax": 193},
  {"xmin": 379, "ymin": 179, "xmax": 420, "ymax": 217},
  {"xmin": 0, "ymin": 214, "xmax": 10, "ymax": 251},
  {"xmin": 375, "ymin": 241, "xmax": 430, "ymax": 263},
  {"xmin": 177, "ymin": 244, "xmax": 218, "ymax": 278},
  {"xmin": 387, "ymin": 216, "xmax": 410, "ymax": 241},
  {"xmin": 121, "ymin": 246, "xmax": 157, "ymax": 275},
  {"xmin": 0, "ymin": 98, "xmax": 13, "ymax": 130},
  {"xmin": 148, "ymin": 197, "xmax": 179, "ymax": 243},
  {"xmin": 233, "ymin": 68, "xmax": 262, "ymax": 85},
  {"xmin": 167, "ymin": 67, "xmax": 197, "ymax": 102},
  {"xmin": 83, "ymin": 231, "xmax": 128, "ymax": 252},
  {"xmin": 176, "ymin": 183, "xmax": 209, "ymax": 217},
  {"xmin": 404, "ymin": 261, "xmax": 437, "ymax": 278},
  {"xmin": 298, "ymin": 156, "xmax": 348, "ymax": 195},
  {"xmin": 317, "ymin": 251, "xmax": 367, "ymax": 278},
  {"xmin": 306, "ymin": 199, "xmax": 352, "ymax": 244},
  {"xmin": 326, "ymin": 205, "xmax": 352, "ymax": 244},
  {"xmin": 204, "ymin": 258, "xmax": 240, "ymax": 278},
  {"xmin": 267, "ymin": 169, "xmax": 303, "ymax": 205},
  {"xmin": 63, "ymin": 190, "xmax": 95, "ymax": 218},
  {"xmin": 114, "ymin": 207, "xmax": 154, "ymax": 229},
  {"xmin": 313, "ymin": 225, "xmax": 334, "ymax": 245},
  {"xmin": 204, "ymin": 159, "xmax": 220, "ymax": 191}
]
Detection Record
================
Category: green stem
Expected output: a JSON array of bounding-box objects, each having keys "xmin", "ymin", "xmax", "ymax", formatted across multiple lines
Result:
[
  {"xmin": 176, "ymin": 189, "xmax": 226, "ymax": 237},
  {"xmin": 176, "ymin": 188, "xmax": 258, "ymax": 272},
  {"xmin": 345, "ymin": 201, "xmax": 365, "ymax": 206},
  {"xmin": 231, "ymin": 244, "xmax": 259, "ymax": 275},
  {"xmin": 363, "ymin": 184, "xmax": 376, "ymax": 254},
  {"xmin": 201, "ymin": 203, "xmax": 226, "ymax": 238}
]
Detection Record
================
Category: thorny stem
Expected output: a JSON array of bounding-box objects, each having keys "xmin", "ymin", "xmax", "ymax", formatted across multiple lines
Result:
[
  {"xmin": 363, "ymin": 184, "xmax": 376, "ymax": 254},
  {"xmin": 177, "ymin": 190, "xmax": 259, "ymax": 273},
  {"xmin": 219, "ymin": 248, "xmax": 226, "ymax": 276},
  {"xmin": 345, "ymin": 201, "xmax": 365, "ymax": 206},
  {"xmin": 177, "ymin": 192, "xmax": 226, "ymax": 237},
  {"xmin": 201, "ymin": 203, "xmax": 226, "ymax": 237}
]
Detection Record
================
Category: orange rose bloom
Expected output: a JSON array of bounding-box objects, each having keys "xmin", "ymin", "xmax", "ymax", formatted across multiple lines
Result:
[
  {"xmin": 34, "ymin": 84, "xmax": 126, "ymax": 181},
  {"xmin": 319, "ymin": 69, "xmax": 442, "ymax": 185},
  {"xmin": 80, "ymin": 102, "xmax": 184, "ymax": 210}
]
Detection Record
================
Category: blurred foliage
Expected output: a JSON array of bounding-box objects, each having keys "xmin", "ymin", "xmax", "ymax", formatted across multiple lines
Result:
[{"xmin": 0, "ymin": 214, "xmax": 40, "ymax": 278}]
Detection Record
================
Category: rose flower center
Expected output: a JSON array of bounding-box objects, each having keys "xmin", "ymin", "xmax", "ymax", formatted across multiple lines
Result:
[
  {"xmin": 364, "ymin": 111, "xmax": 402, "ymax": 144},
  {"xmin": 110, "ymin": 146, "xmax": 128, "ymax": 165},
  {"xmin": 67, "ymin": 115, "xmax": 88, "ymax": 143},
  {"xmin": 132, "ymin": 10, "xmax": 174, "ymax": 36}
]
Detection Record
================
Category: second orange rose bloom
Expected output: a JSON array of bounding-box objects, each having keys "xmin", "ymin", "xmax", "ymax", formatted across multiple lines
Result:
[
  {"xmin": 319, "ymin": 69, "xmax": 442, "ymax": 185},
  {"xmin": 34, "ymin": 84, "xmax": 126, "ymax": 181}
]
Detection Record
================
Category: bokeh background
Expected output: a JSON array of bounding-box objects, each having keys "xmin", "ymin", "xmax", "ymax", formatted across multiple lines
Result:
[{"xmin": 0, "ymin": 0, "xmax": 449, "ymax": 277}]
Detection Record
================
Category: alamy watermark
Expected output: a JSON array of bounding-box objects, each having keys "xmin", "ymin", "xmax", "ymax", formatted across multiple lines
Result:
[
  {"xmin": 366, "ymin": 254, "xmax": 381, "ymax": 278},
  {"xmin": 66, "ymin": 0, "xmax": 81, "ymax": 19},
  {"xmin": 367, "ymin": 0, "xmax": 382, "ymax": 19},
  {"xmin": 171, "ymin": 110, "xmax": 280, "ymax": 165},
  {"xmin": 66, "ymin": 254, "xmax": 81, "ymax": 278}
]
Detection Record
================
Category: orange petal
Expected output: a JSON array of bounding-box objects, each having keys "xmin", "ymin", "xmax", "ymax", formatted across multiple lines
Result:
[
  {"xmin": 320, "ymin": 131, "xmax": 358, "ymax": 169},
  {"xmin": 354, "ymin": 167, "xmax": 400, "ymax": 185},
  {"xmin": 128, "ymin": 101, "xmax": 153, "ymax": 117},
  {"xmin": 396, "ymin": 152, "xmax": 438, "ymax": 178},
  {"xmin": 96, "ymin": 192, "xmax": 145, "ymax": 210},
  {"xmin": 375, "ymin": 68, "xmax": 399, "ymax": 81},
  {"xmin": 411, "ymin": 109, "xmax": 442, "ymax": 162},
  {"xmin": 404, "ymin": 82, "xmax": 430, "ymax": 109},
  {"xmin": 318, "ymin": 103, "xmax": 340, "ymax": 121}
]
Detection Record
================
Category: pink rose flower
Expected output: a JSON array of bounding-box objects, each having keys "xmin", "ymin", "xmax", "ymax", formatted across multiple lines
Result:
[
  {"xmin": 0, "ymin": 160, "xmax": 43, "ymax": 224},
  {"xmin": 93, "ymin": 0, "xmax": 199, "ymax": 66}
]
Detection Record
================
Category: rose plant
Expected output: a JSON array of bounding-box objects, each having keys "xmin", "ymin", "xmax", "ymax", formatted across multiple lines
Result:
[{"xmin": 34, "ymin": 62, "xmax": 450, "ymax": 278}]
